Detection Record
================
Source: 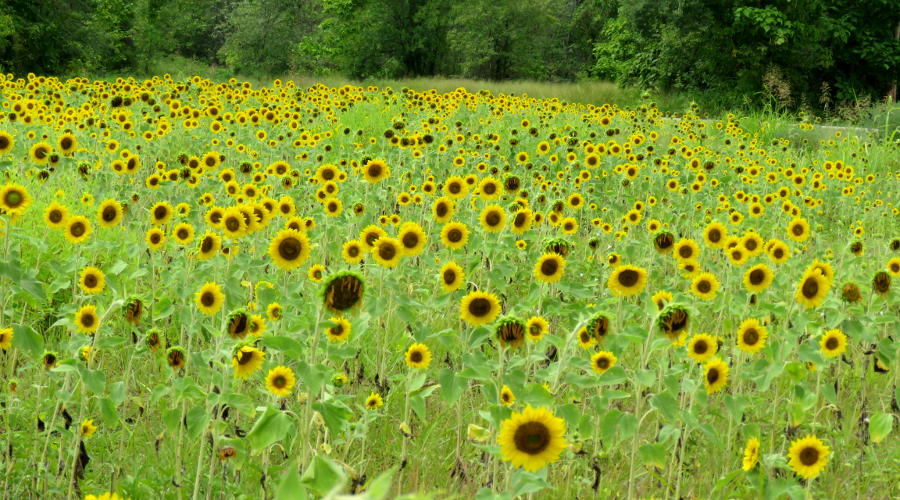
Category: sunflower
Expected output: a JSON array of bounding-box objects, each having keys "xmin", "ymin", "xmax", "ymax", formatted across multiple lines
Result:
[
  {"xmin": 65, "ymin": 215, "xmax": 92, "ymax": 244},
  {"xmin": 736, "ymin": 318, "xmax": 768, "ymax": 354},
  {"xmin": 360, "ymin": 225, "xmax": 388, "ymax": 249},
  {"xmin": 232, "ymin": 346, "xmax": 265, "ymax": 379},
  {"xmin": 743, "ymin": 264, "xmax": 774, "ymax": 293},
  {"xmin": 872, "ymin": 271, "xmax": 891, "ymax": 296},
  {"xmin": 0, "ymin": 328, "xmax": 13, "ymax": 350},
  {"xmin": 432, "ymin": 196, "xmax": 455, "ymax": 223},
  {"xmin": 145, "ymin": 227, "xmax": 165, "ymax": 250},
  {"xmin": 265, "ymin": 366, "xmax": 296, "ymax": 397},
  {"xmin": 80, "ymin": 419, "xmax": 97, "ymax": 438},
  {"xmin": 267, "ymin": 303, "xmax": 283, "ymax": 321},
  {"xmin": 440, "ymin": 221, "xmax": 469, "ymax": 250},
  {"xmin": 195, "ymin": 282, "xmax": 225, "ymax": 316},
  {"xmin": 703, "ymin": 222, "xmax": 727, "ymax": 249},
  {"xmin": 820, "ymin": 329, "xmax": 847, "ymax": 358},
  {"xmin": 172, "ymin": 223, "xmax": 195, "ymax": 245},
  {"xmin": 149, "ymin": 201, "xmax": 174, "ymax": 226},
  {"xmin": 607, "ymin": 265, "xmax": 647, "ymax": 297},
  {"xmin": 786, "ymin": 217, "xmax": 810, "ymax": 242},
  {"xmin": 124, "ymin": 298, "xmax": 143, "ymax": 325},
  {"xmin": 341, "ymin": 239, "xmax": 365, "ymax": 264},
  {"xmin": 362, "ymin": 159, "xmax": 390, "ymax": 183},
  {"xmin": 498, "ymin": 405, "xmax": 567, "ymax": 472},
  {"xmin": 0, "ymin": 183, "xmax": 31, "ymax": 215},
  {"xmin": 58, "ymin": 133, "xmax": 77, "ymax": 155},
  {"xmin": 396, "ymin": 222, "xmax": 427, "ymax": 257},
  {"xmin": 29, "ymin": 142, "xmax": 52, "ymax": 164},
  {"xmin": 657, "ymin": 304, "xmax": 690, "ymax": 340},
  {"xmin": 322, "ymin": 272, "xmax": 365, "ymax": 313},
  {"xmin": 196, "ymin": 232, "xmax": 221, "ymax": 261},
  {"xmin": 526, "ymin": 316, "xmax": 549, "ymax": 342},
  {"xmin": 690, "ymin": 272, "xmax": 720, "ymax": 300},
  {"xmin": 787, "ymin": 435, "xmax": 830, "ymax": 479},
  {"xmin": 372, "ymin": 236, "xmax": 402, "ymax": 268},
  {"xmin": 227, "ymin": 311, "xmax": 250, "ymax": 339},
  {"xmin": 654, "ymin": 231, "xmax": 675, "ymax": 253},
  {"xmin": 510, "ymin": 208, "xmax": 533, "ymax": 235},
  {"xmin": 585, "ymin": 312, "xmax": 611, "ymax": 344},
  {"xmin": 740, "ymin": 232, "xmax": 765, "ymax": 257},
  {"xmin": 686, "ymin": 333, "xmax": 718, "ymax": 363},
  {"xmin": 726, "ymin": 246, "xmax": 748, "ymax": 266},
  {"xmin": 166, "ymin": 347, "xmax": 186, "ymax": 370},
  {"xmin": 577, "ymin": 327, "xmax": 596, "ymax": 349},
  {"xmin": 495, "ymin": 316, "xmax": 527, "ymax": 349},
  {"xmin": 0, "ymin": 131, "xmax": 13, "ymax": 155},
  {"xmin": 439, "ymin": 261, "xmax": 464, "ymax": 292},
  {"xmin": 79, "ymin": 266, "xmax": 106, "ymax": 295},
  {"xmin": 268, "ymin": 229, "xmax": 311, "ymax": 270},
  {"xmin": 703, "ymin": 357, "xmax": 729, "ymax": 394},
  {"xmin": 533, "ymin": 253, "xmax": 565, "ymax": 283},
  {"xmin": 325, "ymin": 317, "xmax": 351, "ymax": 343},
  {"xmin": 365, "ymin": 392, "xmax": 384, "ymax": 410},
  {"xmin": 478, "ymin": 204, "xmax": 506, "ymax": 233},
  {"xmin": 795, "ymin": 268, "xmax": 829, "ymax": 309},
  {"xmin": 742, "ymin": 437, "xmax": 760, "ymax": 471},
  {"xmin": 500, "ymin": 385, "xmax": 516, "ymax": 406},
  {"xmin": 673, "ymin": 238, "xmax": 700, "ymax": 262},
  {"xmin": 249, "ymin": 314, "xmax": 267, "ymax": 336},
  {"xmin": 220, "ymin": 207, "xmax": 247, "ymax": 238},
  {"xmin": 459, "ymin": 290, "xmax": 501, "ymax": 326},
  {"xmin": 590, "ymin": 351, "xmax": 617, "ymax": 375},
  {"xmin": 95, "ymin": 199, "xmax": 123, "ymax": 228},
  {"xmin": 404, "ymin": 343, "xmax": 432, "ymax": 369},
  {"xmin": 74, "ymin": 305, "xmax": 100, "ymax": 334},
  {"xmin": 43, "ymin": 351, "xmax": 59, "ymax": 370},
  {"xmin": 44, "ymin": 202, "xmax": 69, "ymax": 229},
  {"xmin": 768, "ymin": 240, "xmax": 791, "ymax": 264}
]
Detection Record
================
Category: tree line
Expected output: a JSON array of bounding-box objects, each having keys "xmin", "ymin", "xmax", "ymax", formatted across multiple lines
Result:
[{"xmin": 1, "ymin": 0, "xmax": 897, "ymax": 108}]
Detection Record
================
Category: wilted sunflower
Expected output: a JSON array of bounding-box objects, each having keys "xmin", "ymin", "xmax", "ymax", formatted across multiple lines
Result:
[
  {"xmin": 65, "ymin": 215, "xmax": 92, "ymax": 244},
  {"xmin": 232, "ymin": 346, "xmax": 265, "ymax": 379},
  {"xmin": 586, "ymin": 312, "xmax": 611, "ymax": 344},
  {"xmin": 654, "ymin": 231, "xmax": 675, "ymax": 253},
  {"xmin": 607, "ymin": 265, "xmax": 647, "ymax": 297},
  {"xmin": 268, "ymin": 229, "xmax": 311, "ymax": 270},
  {"xmin": 526, "ymin": 316, "xmax": 549, "ymax": 342},
  {"xmin": 690, "ymin": 272, "xmax": 720, "ymax": 300},
  {"xmin": 657, "ymin": 304, "xmax": 690, "ymax": 340},
  {"xmin": 322, "ymin": 272, "xmax": 365, "ymax": 313},
  {"xmin": 79, "ymin": 266, "xmax": 106, "ymax": 295},
  {"xmin": 820, "ymin": 329, "xmax": 847, "ymax": 358},
  {"xmin": 459, "ymin": 290, "xmax": 501, "ymax": 326},
  {"xmin": 96, "ymin": 199, "xmax": 123, "ymax": 228},
  {"xmin": 840, "ymin": 282, "xmax": 862, "ymax": 303},
  {"xmin": 703, "ymin": 357, "xmax": 729, "ymax": 394},
  {"xmin": 743, "ymin": 264, "xmax": 774, "ymax": 293},
  {"xmin": 439, "ymin": 261, "xmax": 464, "ymax": 292},
  {"xmin": 498, "ymin": 405, "xmax": 567, "ymax": 472},
  {"xmin": 227, "ymin": 310, "xmax": 250, "ymax": 339},
  {"xmin": 736, "ymin": 318, "xmax": 768, "ymax": 354},
  {"xmin": 404, "ymin": 343, "xmax": 432, "ymax": 369},
  {"xmin": 742, "ymin": 437, "xmax": 760, "ymax": 471},
  {"xmin": 74, "ymin": 305, "xmax": 100, "ymax": 334},
  {"xmin": 166, "ymin": 346, "xmax": 186, "ymax": 371},
  {"xmin": 495, "ymin": 316, "xmax": 527, "ymax": 349},
  {"xmin": 787, "ymin": 435, "xmax": 830, "ymax": 479},
  {"xmin": 195, "ymin": 282, "xmax": 225, "ymax": 316},
  {"xmin": 590, "ymin": 351, "xmax": 617, "ymax": 375},
  {"xmin": 686, "ymin": 333, "xmax": 718, "ymax": 363},
  {"xmin": 372, "ymin": 236, "xmax": 402, "ymax": 268},
  {"xmin": 533, "ymin": 253, "xmax": 565, "ymax": 283},
  {"xmin": 872, "ymin": 270, "xmax": 891, "ymax": 296},
  {"xmin": 795, "ymin": 268, "xmax": 829, "ymax": 309},
  {"xmin": 265, "ymin": 366, "xmax": 296, "ymax": 397},
  {"xmin": 440, "ymin": 221, "xmax": 469, "ymax": 250}
]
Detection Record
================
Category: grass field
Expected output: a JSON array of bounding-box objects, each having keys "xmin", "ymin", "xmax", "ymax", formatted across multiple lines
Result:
[{"xmin": 0, "ymin": 73, "xmax": 898, "ymax": 500}]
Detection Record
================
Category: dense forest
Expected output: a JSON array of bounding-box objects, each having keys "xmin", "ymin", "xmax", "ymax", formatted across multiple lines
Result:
[{"xmin": 0, "ymin": 0, "xmax": 897, "ymax": 109}]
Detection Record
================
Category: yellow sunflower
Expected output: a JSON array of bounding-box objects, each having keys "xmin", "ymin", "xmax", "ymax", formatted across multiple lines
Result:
[
  {"xmin": 232, "ymin": 346, "xmax": 265, "ymax": 379},
  {"xmin": 743, "ymin": 264, "xmax": 774, "ymax": 293},
  {"xmin": 96, "ymin": 199, "xmax": 123, "ymax": 228},
  {"xmin": 459, "ymin": 290, "xmax": 501, "ymax": 326},
  {"xmin": 79, "ymin": 266, "xmax": 106, "ymax": 295},
  {"xmin": 365, "ymin": 392, "xmax": 384, "ymax": 410},
  {"xmin": 439, "ymin": 261, "xmax": 465, "ymax": 292},
  {"xmin": 590, "ymin": 351, "xmax": 617, "ymax": 375},
  {"xmin": 500, "ymin": 385, "xmax": 516, "ymax": 406},
  {"xmin": 268, "ymin": 229, "xmax": 311, "ymax": 270},
  {"xmin": 607, "ymin": 265, "xmax": 647, "ymax": 297},
  {"xmin": 372, "ymin": 236, "xmax": 402, "ymax": 268},
  {"xmin": 195, "ymin": 282, "xmax": 225, "ymax": 315},
  {"xmin": 820, "ymin": 329, "xmax": 847, "ymax": 358},
  {"xmin": 44, "ymin": 202, "xmax": 69, "ymax": 229},
  {"xmin": 686, "ymin": 333, "xmax": 718, "ymax": 363},
  {"xmin": 533, "ymin": 253, "xmax": 565, "ymax": 283},
  {"xmin": 325, "ymin": 317, "xmax": 351, "ymax": 343},
  {"xmin": 742, "ymin": 437, "xmax": 760, "ymax": 471},
  {"xmin": 787, "ymin": 435, "xmax": 830, "ymax": 479},
  {"xmin": 440, "ymin": 221, "xmax": 469, "ymax": 250},
  {"xmin": 795, "ymin": 268, "xmax": 829, "ymax": 309},
  {"xmin": 265, "ymin": 366, "xmax": 296, "ymax": 397},
  {"xmin": 404, "ymin": 343, "xmax": 432, "ymax": 369},
  {"xmin": 703, "ymin": 357, "xmax": 729, "ymax": 394},
  {"xmin": 0, "ymin": 183, "xmax": 31, "ymax": 215},
  {"xmin": 690, "ymin": 272, "xmax": 720, "ymax": 300},
  {"xmin": 498, "ymin": 405, "xmax": 567, "ymax": 472},
  {"xmin": 65, "ymin": 216, "xmax": 92, "ymax": 244},
  {"xmin": 736, "ymin": 318, "xmax": 768, "ymax": 354},
  {"xmin": 74, "ymin": 305, "xmax": 100, "ymax": 334},
  {"xmin": 479, "ymin": 204, "xmax": 506, "ymax": 233}
]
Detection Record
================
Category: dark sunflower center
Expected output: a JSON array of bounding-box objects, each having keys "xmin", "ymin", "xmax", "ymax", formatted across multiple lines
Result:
[
  {"xmin": 4, "ymin": 190, "xmax": 23, "ymax": 207},
  {"xmin": 348, "ymin": 245, "xmax": 359, "ymax": 257},
  {"xmin": 773, "ymin": 248, "xmax": 784, "ymax": 259},
  {"xmin": 484, "ymin": 183, "xmax": 496, "ymax": 194},
  {"xmin": 799, "ymin": 446, "xmax": 819, "ymax": 466},
  {"xmin": 743, "ymin": 328, "xmax": 759, "ymax": 345},
  {"xmin": 272, "ymin": 375, "xmax": 287, "ymax": 389},
  {"xmin": 745, "ymin": 239, "xmax": 758, "ymax": 251},
  {"xmin": 447, "ymin": 228, "xmax": 463, "ymax": 243},
  {"xmin": 238, "ymin": 350, "xmax": 254, "ymax": 365},
  {"xmin": 225, "ymin": 217, "xmax": 240, "ymax": 231},
  {"xmin": 435, "ymin": 203, "xmax": 448, "ymax": 217},
  {"xmin": 409, "ymin": 350, "xmax": 423, "ymax": 363},
  {"xmin": 468, "ymin": 297, "xmax": 492, "ymax": 317},
  {"xmin": 84, "ymin": 274, "xmax": 97, "ymax": 288},
  {"xmin": 402, "ymin": 233, "xmax": 419, "ymax": 249},
  {"xmin": 513, "ymin": 422, "xmax": 550, "ymax": 455},
  {"xmin": 378, "ymin": 242, "xmax": 396, "ymax": 260},
  {"xmin": 596, "ymin": 357, "xmax": 610, "ymax": 369},
  {"xmin": 485, "ymin": 211, "xmax": 501, "ymax": 226},
  {"xmin": 443, "ymin": 269, "xmax": 457, "ymax": 285},
  {"xmin": 792, "ymin": 224, "xmax": 804, "ymax": 236},
  {"xmin": 731, "ymin": 250, "xmax": 742, "ymax": 260},
  {"xmin": 102, "ymin": 206, "xmax": 117, "ymax": 221},
  {"xmin": 367, "ymin": 165, "xmax": 382, "ymax": 178},
  {"xmin": 617, "ymin": 269, "xmax": 639, "ymax": 287},
  {"xmin": 0, "ymin": 136, "xmax": 8, "ymax": 149},
  {"xmin": 514, "ymin": 213, "xmax": 527, "ymax": 227},
  {"xmin": 801, "ymin": 277, "xmax": 820, "ymax": 299},
  {"xmin": 749, "ymin": 269, "xmax": 765, "ymax": 285},
  {"xmin": 706, "ymin": 368, "xmax": 719, "ymax": 384},
  {"xmin": 328, "ymin": 202, "xmax": 338, "ymax": 212},
  {"xmin": 61, "ymin": 137, "xmax": 73, "ymax": 150},
  {"xmin": 35, "ymin": 146, "xmax": 48, "ymax": 159},
  {"xmin": 201, "ymin": 237, "xmax": 214, "ymax": 253},
  {"xmin": 278, "ymin": 237, "xmax": 302, "ymax": 260},
  {"xmin": 326, "ymin": 275, "xmax": 363, "ymax": 311},
  {"xmin": 150, "ymin": 233, "xmax": 161, "ymax": 244},
  {"xmin": 540, "ymin": 259, "xmax": 559, "ymax": 276},
  {"xmin": 154, "ymin": 206, "xmax": 168, "ymax": 220},
  {"xmin": 694, "ymin": 340, "xmax": 708, "ymax": 354},
  {"xmin": 825, "ymin": 337, "xmax": 839, "ymax": 350},
  {"xmin": 177, "ymin": 229, "xmax": 189, "ymax": 239},
  {"xmin": 70, "ymin": 222, "xmax": 86, "ymax": 237},
  {"xmin": 448, "ymin": 182, "xmax": 461, "ymax": 194},
  {"xmin": 81, "ymin": 313, "xmax": 95, "ymax": 327},
  {"xmin": 697, "ymin": 280, "xmax": 712, "ymax": 293},
  {"xmin": 201, "ymin": 291, "xmax": 215, "ymax": 307},
  {"xmin": 49, "ymin": 210, "xmax": 63, "ymax": 223}
]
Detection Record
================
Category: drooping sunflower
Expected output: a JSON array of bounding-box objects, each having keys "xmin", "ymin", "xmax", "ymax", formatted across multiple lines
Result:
[
  {"xmin": 265, "ymin": 366, "xmax": 296, "ymax": 397},
  {"xmin": 440, "ymin": 221, "xmax": 469, "ymax": 250},
  {"xmin": 495, "ymin": 316, "xmax": 527, "ymax": 349},
  {"xmin": 195, "ymin": 282, "xmax": 225, "ymax": 316},
  {"xmin": 227, "ymin": 310, "xmax": 250, "ymax": 339},
  {"xmin": 590, "ymin": 351, "xmax": 617, "ymax": 375},
  {"xmin": 479, "ymin": 204, "xmax": 506, "ymax": 233},
  {"xmin": 74, "ymin": 305, "xmax": 100, "ymax": 334},
  {"xmin": 742, "ymin": 437, "xmax": 760, "ymax": 471},
  {"xmin": 743, "ymin": 264, "xmax": 774, "ymax": 293},
  {"xmin": 690, "ymin": 272, "xmax": 720, "ymax": 300},
  {"xmin": 736, "ymin": 318, "xmax": 768, "ymax": 354},
  {"xmin": 166, "ymin": 346, "xmax": 186, "ymax": 370},
  {"xmin": 657, "ymin": 304, "xmax": 690, "ymax": 340},
  {"xmin": 65, "ymin": 215, "xmax": 92, "ymax": 244},
  {"xmin": 526, "ymin": 316, "xmax": 549, "ymax": 342},
  {"xmin": 533, "ymin": 253, "xmax": 565, "ymax": 283},
  {"xmin": 79, "ymin": 266, "xmax": 106, "ymax": 295},
  {"xmin": 787, "ymin": 435, "xmax": 830, "ymax": 480},
  {"xmin": 820, "ymin": 329, "xmax": 847, "ymax": 358},
  {"xmin": 586, "ymin": 312, "xmax": 611, "ymax": 344},
  {"xmin": 459, "ymin": 290, "xmax": 501, "ymax": 326},
  {"xmin": 439, "ymin": 261, "xmax": 465, "ymax": 292},
  {"xmin": 404, "ymin": 343, "xmax": 432, "ymax": 369},
  {"xmin": 124, "ymin": 297, "xmax": 143, "ymax": 325},
  {"xmin": 44, "ymin": 202, "xmax": 69, "ymax": 229},
  {"xmin": 654, "ymin": 231, "xmax": 675, "ymax": 253},
  {"xmin": 325, "ymin": 317, "xmax": 351, "ymax": 343},
  {"xmin": 398, "ymin": 222, "xmax": 427, "ymax": 256},
  {"xmin": 372, "ymin": 236, "xmax": 402, "ymax": 268},
  {"xmin": 607, "ymin": 265, "xmax": 647, "ymax": 297},
  {"xmin": 268, "ymin": 229, "xmax": 311, "ymax": 270},
  {"xmin": 703, "ymin": 357, "xmax": 729, "ymax": 394},
  {"xmin": 686, "ymin": 333, "xmax": 718, "ymax": 363},
  {"xmin": 795, "ymin": 268, "xmax": 829, "ymax": 309},
  {"xmin": 232, "ymin": 346, "xmax": 266, "ymax": 379},
  {"xmin": 0, "ymin": 183, "xmax": 31, "ymax": 215},
  {"xmin": 96, "ymin": 199, "xmax": 123, "ymax": 228},
  {"xmin": 145, "ymin": 227, "xmax": 165, "ymax": 250},
  {"xmin": 872, "ymin": 270, "xmax": 891, "ymax": 296},
  {"xmin": 322, "ymin": 272, "xmax": 365, "ymax": 313},
  {"xmin": 498, "ymin": 405, "xmax": 567, "ymax": 472},
  {"xmin": 841, "ymin": 282, "xmax": 862, "ymax": 303}
]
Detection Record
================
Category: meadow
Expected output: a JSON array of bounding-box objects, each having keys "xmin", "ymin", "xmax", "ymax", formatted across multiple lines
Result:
[{"xmin": 0, "ymin": 73, "xmax": 897, "ymax": 500}]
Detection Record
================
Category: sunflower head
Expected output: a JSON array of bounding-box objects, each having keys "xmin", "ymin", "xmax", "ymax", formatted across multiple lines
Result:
[
  {"xmin": 787, "ymin": 435, "xmax": 830, "ymax": 479},
  {"xmin": 459, "ymin": 290, "xmax": 501, "ymax": 327},
  {"xmin": 322, "ymin": 272, "xmax": 365, "ymax": 314},
  {"xmin": 657, "ymin": 304, "xmax": 690, "ymax": 340},
  {"xmin": 498, "ymin": 405, "xmax": 567, "ymax": 472},
  {"xmin": 404, "ymin": 343, "xmax": 432, "ymax": 369},
  {"xmin": 494, "ymin": 316, "xmax": 527, "ymax": 349}
]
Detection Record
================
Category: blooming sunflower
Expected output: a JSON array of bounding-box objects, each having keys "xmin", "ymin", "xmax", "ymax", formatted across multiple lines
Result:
[
  {"xmin": 607, "ymin": 265, "xmax": 647, "ymax": 297},
  {"xmin": 96, "ymin": 199, "xmax": 123, "ymax": 228},
  {"xmin": 79, "ymin": 266, "xmax": 106, "ymax": 295},
  {"xmin": 786, "ymin": 217, "xmax": 810, "ymax": 242},
  {"xmin": 533, "ymin": 253, "xmax": 565, "ymax": 283},
  {"xmin": 820, "ymin": 329, "xmax": 847, "ymax": 358},
  {"xmin": 196, "ymin": 232, "xmax": 221, "ymax": 261},
  {"xmin": 742, "ymin": 437, "xmax": 760, "ymax": 471},
  {"xmin": 404, "ymin": 343, "xmax": 432, "ymax": 369},
  {"xmin": 0, "ymin": 328, "xmax": 13, "ymax": 350},
  {"xmin": 74, "ymin": 305, "xmax": 100, "ymax": 334},
  {"xmin": 743, "ymin": 264, "xmax": 774, "ymax": 293},
  {"xmin": 736, "ymin": 318, "xmax": 768, "ymax": 354},
  {"xmin": 673, "ymin": 238, "xmax": 700, "ymax": 262},
  {"xmin": 232, "ymin": 346, "xmax": 265, "ymax": 379},
  {"xmin": 590, "ymin": 351, "xmax": 617, "ymax": 374},
  {"xmin": 65, "ymin": 216, "xmax": 92, "ymax": 244},
  {"xmin": 397, "ymin": 222, "xmax": 427, "ymax": 256},
  {"xmin": 526, "ymin": 316, "xmax": 549, "ymax": 342},
  {"xmin": 265, "ymin": 366, "xmax": 296, "ymax": 397},
  {"xmin": 500, "ymin": 385, "xmax": 516, "ymax": 406},
  {"xmin": 439, "ymin": 261, "xmax": 464, "ymax": 292},
  {"xmin": 0, "ymin": 183, "xmax": 31, "ymax": 215},
  {"xmin": 440, "ymin": 221, "xmax": 469, "ymax": 250},
  {"xmin": 703, "ymin": 357, "xmax": 729, "ymax": 394},
  {"xmin": 686, "ymin": 333, "xmax": 718, "ymax": 363},
  {"xmin": 479, "ymin": 204, "xmax": 506, "ymax": 233},
  {"xmin": 703, "ymin": 221, "xmax": 728, "ymax": 249},
  {"xmin": 149, "ymin": 201, "xmax": 174, "ymax": 226},
  {"xmin": 787, "ymin": 435, "xmax": 830, "ymax": 479},
  {"xmin": 80, "ymin": 419, "xmax": 97, "ymax": 438},
  {"xmin": 195, "ymin": 282, "xmax": 225, "ymax": 315},
  {"xmin": 44, "ymin": 202, "xmax": 69, "ymax": 229},
  {"xmin": 690, "ymin": 272, "xmax": 720, "ymax": 300},
  {"xmin": 498, "ymin": 405, "xmax": 567, "ymax": 472},
  {"xmin": 325, "ymin": 317, "xmax": 351, "ymax": 343},
  {"xmin": 795, "ymin": 268, "xmax": 829, "ymax": 309},
  {"xmin": 365, "ymin": 392, "xmax": 384, "ymax": 410},
  {"xmin": 145, "ymin": 227, "xmax": 165, "ymax": 250},
  {"xmin": 341, "ymin": 239, "xmax": 365, "ymax": 264},
  {"xmin": 268, "ymin": 229, "xmax": 311, "ymax": 270},
  {"xmin": 372, "ymin": 236, "xmax": 402, "ymax": 268},
  {"xmin": 459, "ymin": 290, "xmax": 501, "ymax": 326}
]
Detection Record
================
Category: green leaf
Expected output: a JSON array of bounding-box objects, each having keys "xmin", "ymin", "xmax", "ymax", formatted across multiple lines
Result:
[
  {"xmin": 650, "ymin": 391, "xmax": 679, "ymax": 422},
  {"xmin": 509, "ymin": 468, "xmax": 551, "ymax": 496},
  {"xmin": 312, "ymin": 399, "xmax": 353, "ymax": 435},
  {"xmin": 259, "ymin": 335, "xmax": 303, "ymax": 356},
  {"xmin": 274, "ymin": 462, "xmax": 307, "ymax": 500},
  {"xmin": 300, "ymin": 454, "xmax": 346, "ymax": 496},
  {"xmin": 246, "ymin": 406, "xmax": 294, "ymax": 453},
  {"xmin": 438, "ymin": 368, "xmax": 467, "ymax": 404},
  {"xmin": 99, "ymin": 397, "xmax": 120, "ymax": 428},
  {"xmin": 638, "ymin": 442, "xmax": 667, "ymax": 469},
  {"xmin": 185, "ymin": 405, "xmax": 210, "ymax": 440},
  {"xmin": 12, "ymin": 325, "xmax": 43, "ymax": 358},
  {"xmin": 363, "ymin": 466, "xmax": 397, "ymax": 500},
  {"xmin": 869, "ymin": 413, "xmax": 893, "ymax": 444},
  {"xmin": 77, "ymin": 364, "xmax": 106, "ymax": 394}
]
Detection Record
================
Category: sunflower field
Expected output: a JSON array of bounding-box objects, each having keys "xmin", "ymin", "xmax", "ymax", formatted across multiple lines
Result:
[{"xmin": 0, "ymin": 74, "xmax": 897, "ymax": 500}]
